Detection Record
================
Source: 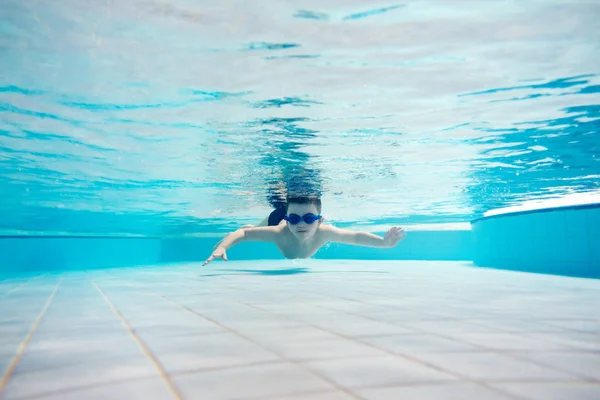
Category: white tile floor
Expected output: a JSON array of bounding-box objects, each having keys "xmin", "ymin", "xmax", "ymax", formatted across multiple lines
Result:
[{"xmin": 0, "ymin": 260, "xmax": 599, "ymax": 400}]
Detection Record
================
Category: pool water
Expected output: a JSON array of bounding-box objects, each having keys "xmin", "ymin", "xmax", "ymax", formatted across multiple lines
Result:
[{"xmin": 1, "ymin": 0, "xmax": 599, "ymax": 236}]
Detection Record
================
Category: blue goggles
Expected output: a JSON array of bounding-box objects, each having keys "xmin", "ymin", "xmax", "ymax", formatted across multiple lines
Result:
[{"xmin": 284, "ymin": 213, "xmax": 322, "ymax": 225}]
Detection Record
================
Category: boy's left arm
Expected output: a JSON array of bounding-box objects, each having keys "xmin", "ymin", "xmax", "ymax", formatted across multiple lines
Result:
[{"xmin": 321, "ymin": 225, "xmax": 406, "ymax": 248}]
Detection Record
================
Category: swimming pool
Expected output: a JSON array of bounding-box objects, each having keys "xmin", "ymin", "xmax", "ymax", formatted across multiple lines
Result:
[{"xmin": 1, "ymin": 1, "xmax": 599, "ymax": 399}]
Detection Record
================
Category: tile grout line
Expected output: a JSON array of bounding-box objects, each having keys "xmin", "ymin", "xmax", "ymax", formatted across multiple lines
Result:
[
  {"xmin": 491, "ymin": 349, "xmax": 600, "ymax": 383},
  {"xmin": 156, "ymin": 293, "xmax": 363, "ymax": 400},
  {"xmin": 0, "ymin": 279, "xmax": 61, "ymax": 394},
  {"xmin": 90, "ymin": 280, "xmax": 184, "ymax": 400}
]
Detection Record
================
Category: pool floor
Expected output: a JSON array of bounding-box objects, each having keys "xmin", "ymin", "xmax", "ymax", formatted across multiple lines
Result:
[{"xmin": 0, "ymin": 260, "xmax": 599, "ymax": 399}]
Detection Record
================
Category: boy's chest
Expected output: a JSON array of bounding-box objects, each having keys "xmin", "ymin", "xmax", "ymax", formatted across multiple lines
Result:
[{"xmin": 276, "ymin": 235, "xmax": 327, "ymax": 259}]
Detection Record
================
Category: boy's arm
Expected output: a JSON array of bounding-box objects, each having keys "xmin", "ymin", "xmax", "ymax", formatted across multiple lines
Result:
[
  {"xmin": 212, "ymin": 216, "xmax": 270, "ymax": 250},
  {"xmin": 203, "ymin": 226, "xmax": 279, "ymax": 266},
  {"xmin": 322, "ymin": 225, "xmax": 406, "ymax": 248},
  {"xmin": 218, "ymin": 226, "xmax": 279, "ymax": 250}
]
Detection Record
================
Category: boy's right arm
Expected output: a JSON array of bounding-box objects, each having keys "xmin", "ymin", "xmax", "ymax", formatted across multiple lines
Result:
[{"xmin": 203, "ymin": 226, "xmax": 279, "ymax": 266}]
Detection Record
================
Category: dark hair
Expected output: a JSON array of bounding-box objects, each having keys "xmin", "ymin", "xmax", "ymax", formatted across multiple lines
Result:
[{"xmin": 286, "ymin": 196, "xmax": 322, "ymax": 213}]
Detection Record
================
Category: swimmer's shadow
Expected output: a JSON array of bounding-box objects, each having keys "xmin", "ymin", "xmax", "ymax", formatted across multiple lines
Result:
[
  {"xmin": 201, "ymin": 267, "xmax": 309, "ymax": 277},
  {"xmin": 200, "ymin": 267, "xmax": 388, "ymax": 277}
]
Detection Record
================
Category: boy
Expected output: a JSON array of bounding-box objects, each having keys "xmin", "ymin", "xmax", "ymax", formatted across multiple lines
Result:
[{"xmin": 203, "ymin": 197, "xmax": 406, "ymax": 266}]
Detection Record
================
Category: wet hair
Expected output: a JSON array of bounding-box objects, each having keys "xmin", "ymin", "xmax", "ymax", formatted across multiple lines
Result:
[{"xmin": 286, "ymin": 196, "xmax": 322, "ymax": 214}]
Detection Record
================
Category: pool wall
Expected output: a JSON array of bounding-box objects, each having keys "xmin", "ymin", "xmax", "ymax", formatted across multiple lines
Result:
[
  {"xmin": 0, "ymin": 237, "xmax": 162, "ymax": 276},
  {"xmin": 3, "ymin": 204, "xmax": 597, "ymax": 279},
  {"xmin": 160, "ymin": 230, "xmax": 472, "ymax": 262},
  {"xmin": 0, "ymin": 230, "xmax": 471, "ymax": 275},
  {"xmin": 471, "ymin": 204, "xmax": 600, "ymax": 278}
]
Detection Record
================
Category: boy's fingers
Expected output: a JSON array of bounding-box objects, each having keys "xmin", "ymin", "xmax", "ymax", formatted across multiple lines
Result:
[{"xmin": 392, "ymin": 232, "xmax": 406, "ymax": 241}]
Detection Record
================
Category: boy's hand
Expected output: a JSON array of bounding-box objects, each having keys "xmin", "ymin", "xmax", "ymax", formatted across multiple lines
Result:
[
  {"xmin": 383, "ymin": 227, "xmax": 406, "ymax": 248},
  {"xmin": 203, "ymin": 246, "xmax": 228, "ymax": 266}
]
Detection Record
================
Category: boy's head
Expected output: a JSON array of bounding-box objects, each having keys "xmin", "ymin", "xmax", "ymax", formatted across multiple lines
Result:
[{"xmin": 285, "ymin": 196, "xmax": 322, "ymax": 240}]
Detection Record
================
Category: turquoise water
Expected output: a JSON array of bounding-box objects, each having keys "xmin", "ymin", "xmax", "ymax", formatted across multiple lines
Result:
[{"xmin": 1, "ymin": 1, "xmax": 599, "ymax": 237}]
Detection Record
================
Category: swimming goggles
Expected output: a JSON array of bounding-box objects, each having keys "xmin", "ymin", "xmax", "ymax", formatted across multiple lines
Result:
[{"xmin": 284, "ymin": 213, "xmax": 322, "ymax": 225}]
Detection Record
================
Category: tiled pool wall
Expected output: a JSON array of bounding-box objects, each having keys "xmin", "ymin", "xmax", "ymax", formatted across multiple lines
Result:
[
  {"xmin": 0, "ymin": 230, "xmax": 471, "ymax": 275},
  {"xmin": 160, "ymin": 230, "xmax": 472, "ymax": 262},
  {"xmin": 0, "ymin": 237, "xmax": 162, "ymax": 275},
  {"xmin": 471, "ymin": 204, "xmax": 600, "ymax": 278},
  {"xmin": 1, "ymin": 204, "xmax": 597, "ymax": 279}
]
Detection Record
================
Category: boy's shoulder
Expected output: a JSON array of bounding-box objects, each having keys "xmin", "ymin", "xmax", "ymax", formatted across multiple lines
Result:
[
  {"xmin": 316, "ymin": 222, "xmax": 337, "ymax": 238},
  {"xmin": 318, "ymin": 222, "xmax": 337, "ymax": 232}
]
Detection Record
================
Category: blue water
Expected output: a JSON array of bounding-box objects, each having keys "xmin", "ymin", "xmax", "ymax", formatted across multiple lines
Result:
[{"xmin": 1, "ymin": 1, "xmax": 599, "ymax": 237}]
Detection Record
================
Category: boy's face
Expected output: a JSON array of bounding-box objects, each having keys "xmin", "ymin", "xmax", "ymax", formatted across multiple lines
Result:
[{"xmin": 286, "ymin": 203, "xmax": 321, "ymax": 240}]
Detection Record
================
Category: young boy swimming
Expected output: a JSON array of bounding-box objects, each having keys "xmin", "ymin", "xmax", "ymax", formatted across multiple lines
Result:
[{"xmin": 203, "ymin": 197, "xmax": 406, "ymax": 266}]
